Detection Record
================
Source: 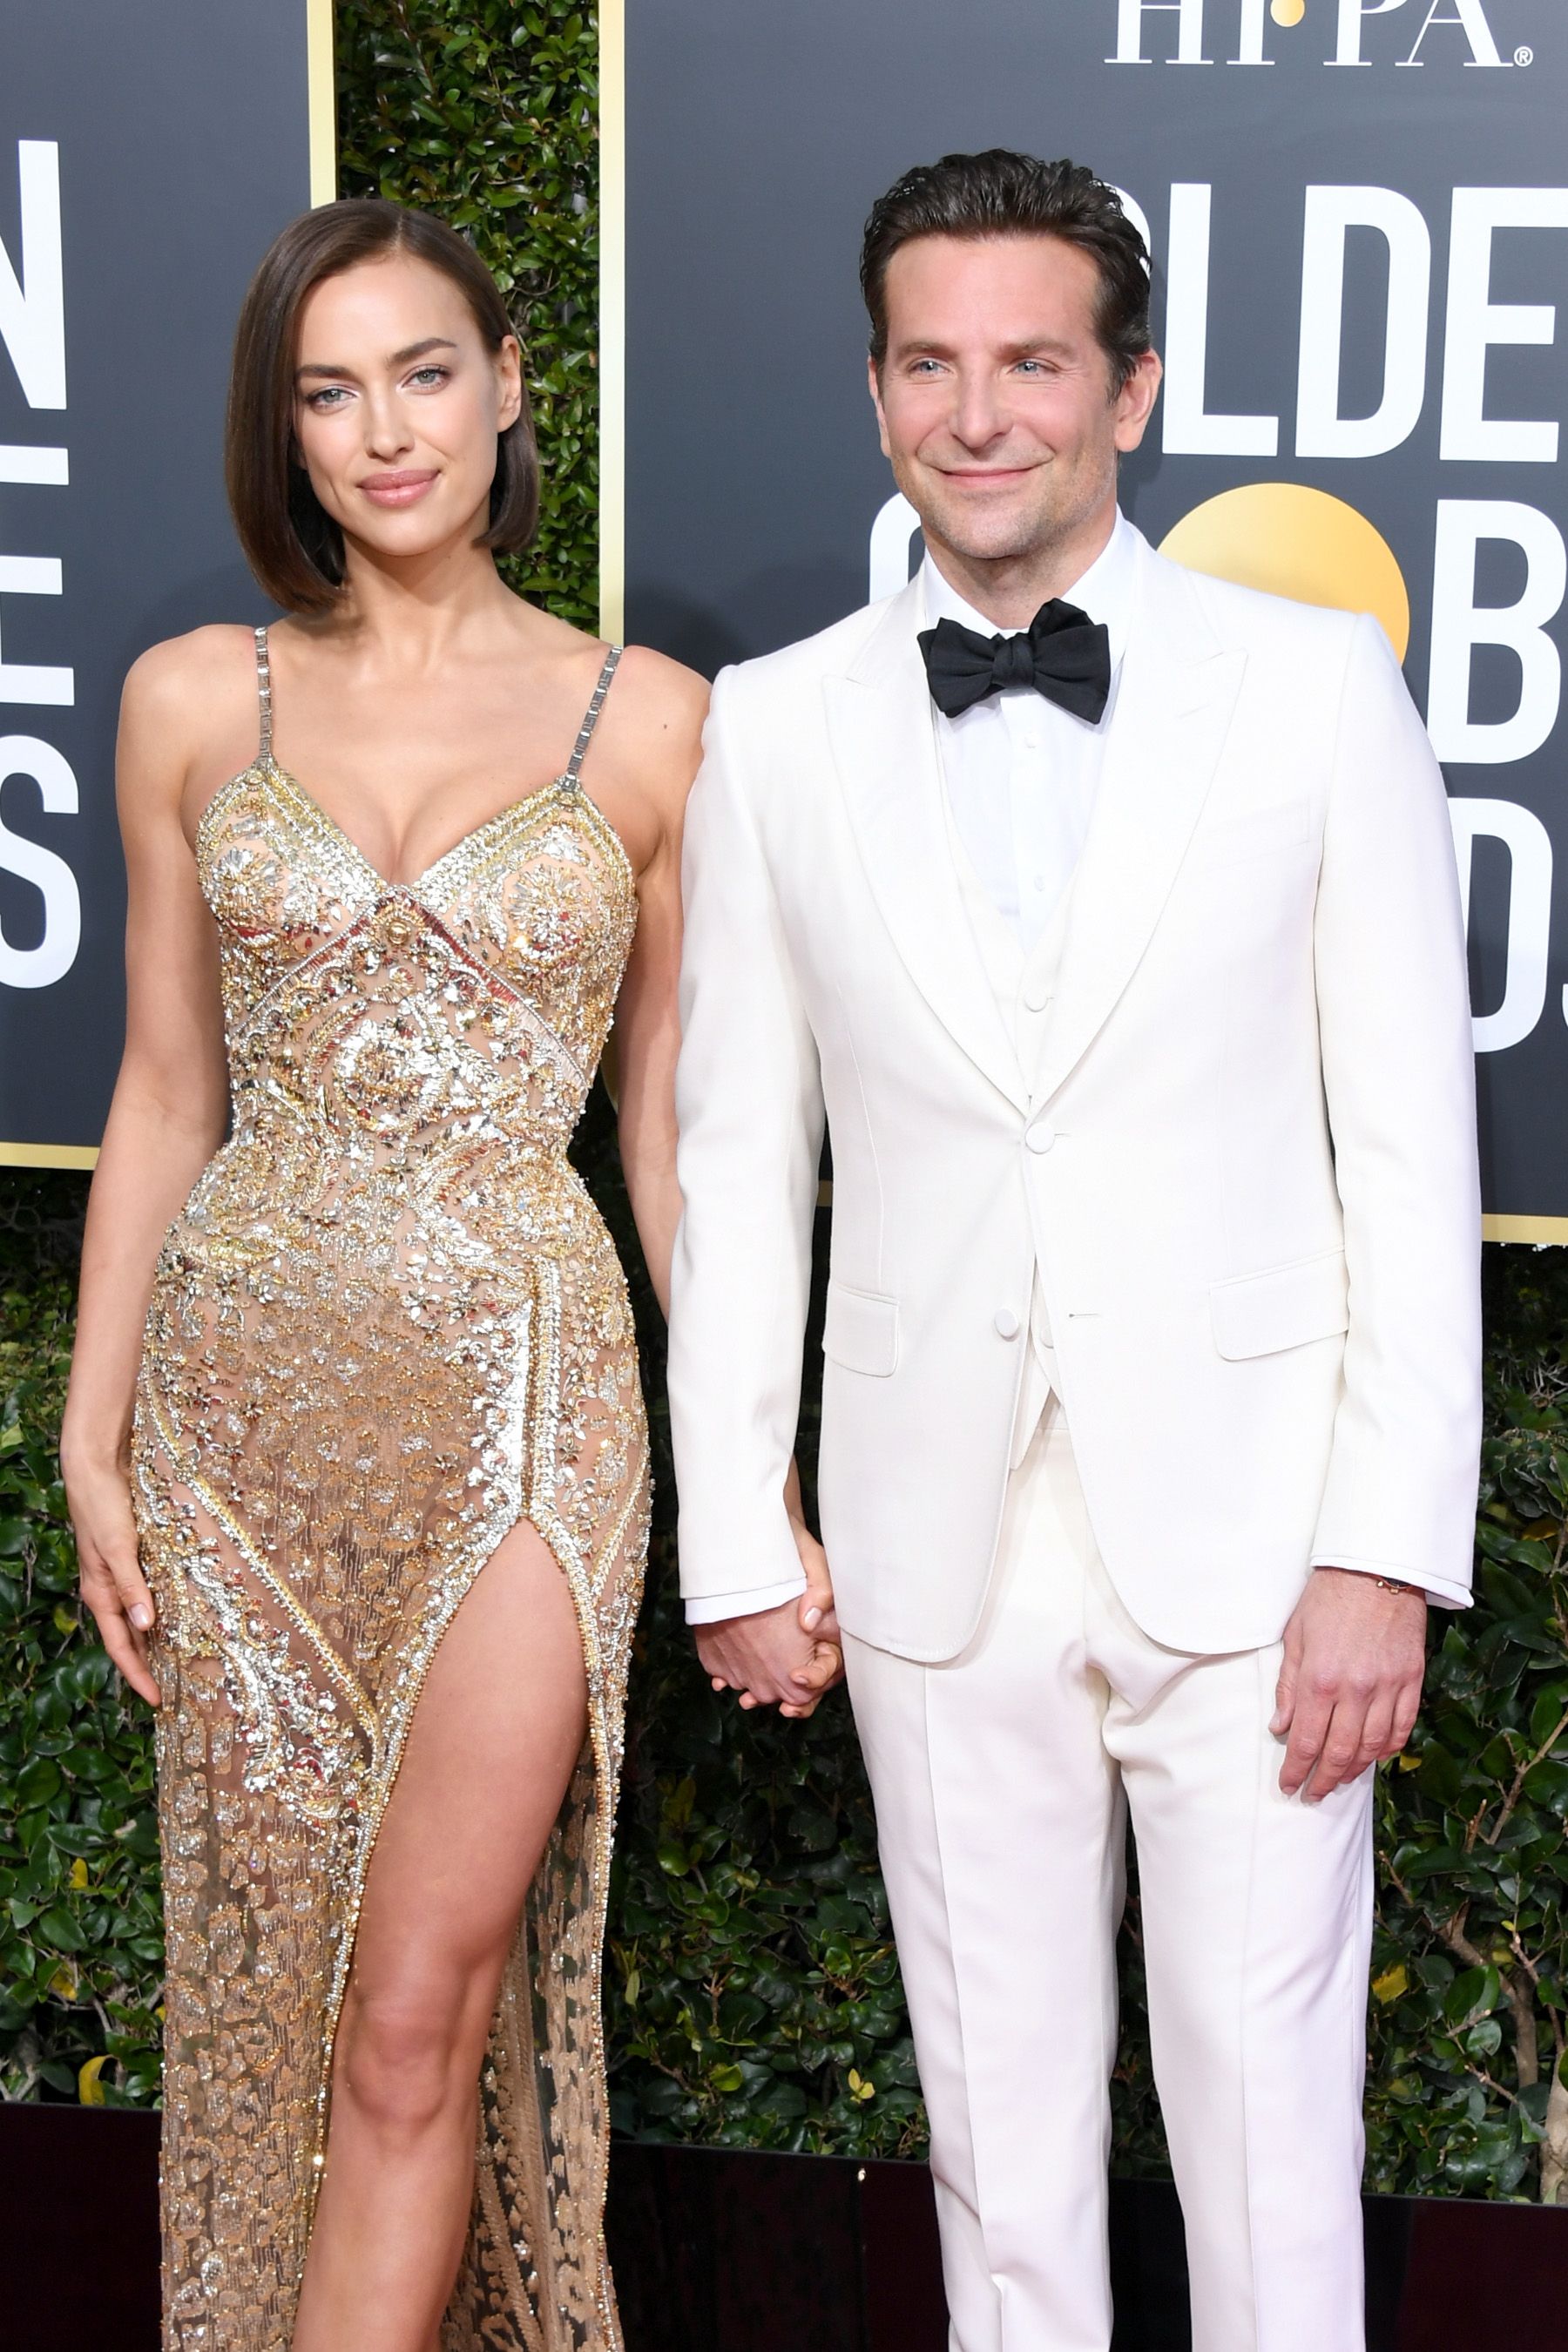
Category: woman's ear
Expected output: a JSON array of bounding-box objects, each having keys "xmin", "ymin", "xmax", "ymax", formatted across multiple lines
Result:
[{"xmin": 497, "ymin": 334, "xmax": 524, "ymax": 432}]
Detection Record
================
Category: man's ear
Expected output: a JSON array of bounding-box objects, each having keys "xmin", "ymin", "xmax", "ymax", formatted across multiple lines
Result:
[
  {"xmin": 868, "ymin": 352, "xmax": 893, "ymax": 462},
  {"xmin": 1113, "ymin": 347, "xmax": 1163, "ymax": 456}
]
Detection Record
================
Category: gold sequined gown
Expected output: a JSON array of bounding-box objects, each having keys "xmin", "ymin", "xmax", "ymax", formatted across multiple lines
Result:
[{"xmin": 131, "ymin": 632, "xmax": 650, "ymax": 2350}]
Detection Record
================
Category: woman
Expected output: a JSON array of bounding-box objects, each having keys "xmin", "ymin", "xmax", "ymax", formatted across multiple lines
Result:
[{"xmin": 60, "ymin": 199, "xmax": 834, "ymax": 2350}]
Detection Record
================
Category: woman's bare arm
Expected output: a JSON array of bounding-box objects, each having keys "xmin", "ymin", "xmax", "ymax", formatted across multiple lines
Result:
[
  {"xmin": 608, "ymin": 650, "xmax": 842, "ymax": 1716},
  {"xmin": 59, "ymin": 635, "xmax": 234, "ymax": 1705},
  {"xmin": 606, "ymin": 648, "xmax": 707, "ymax": 1317}
]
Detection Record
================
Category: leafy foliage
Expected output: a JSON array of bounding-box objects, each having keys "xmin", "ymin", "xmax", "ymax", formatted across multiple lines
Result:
[
  {"xmin": 0, "ymin": 1174, "xmax": 161, "ymax": 2106},
  {"xmin": 3, "ymin": 0, "xmax": 1566, "ymax": 2210},
  {"xmin": 335, "ymin": 0, "xmax": 601, "ymax": 626},
  {"xmin": 1363, "ymin": 1253, "xmax": 1568, "ymax": 2202}
]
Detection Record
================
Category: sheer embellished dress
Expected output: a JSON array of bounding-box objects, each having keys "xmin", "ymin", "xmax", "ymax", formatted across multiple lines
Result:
[{"xmin": 131, "ymin": 632, "xmax": 650, "ymax": 2349}]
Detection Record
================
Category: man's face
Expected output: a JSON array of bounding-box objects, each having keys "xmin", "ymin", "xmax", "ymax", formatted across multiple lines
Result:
[{"xmin": 869, "ymin": 233, "xmax": 1160, "ymax": 570}]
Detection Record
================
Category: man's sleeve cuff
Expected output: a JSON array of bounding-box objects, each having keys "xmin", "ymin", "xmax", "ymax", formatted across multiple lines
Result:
[
  {"xmin": 684, "ymin": 1573, "xmax": 809, "ymax": 1626},
  {"xmin": 1308, "ymin": 1554, "xmax": 1472, "ymax": 1612}
]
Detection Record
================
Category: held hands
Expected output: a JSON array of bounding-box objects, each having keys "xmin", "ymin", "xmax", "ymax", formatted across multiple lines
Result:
[
  {"xmin": 62, "ymin": 1444, "xmax": 162, "ymax": 1709},
  {"xmin": 1272, "ymin": 1565, "xmax": 1427, "ymax": 1801},
  {"xmin": 695, "ymin": 1480, "xmax": 845, "ymax": 1722}
]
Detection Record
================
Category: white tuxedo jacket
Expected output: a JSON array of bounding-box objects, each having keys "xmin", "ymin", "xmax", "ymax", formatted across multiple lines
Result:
[{"xmin": 667, "ymin": 532, "xmax": 1483, "ymax": 1660}]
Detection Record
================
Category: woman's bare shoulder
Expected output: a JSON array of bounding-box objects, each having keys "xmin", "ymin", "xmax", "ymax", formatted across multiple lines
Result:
[
  {"xmin": 118, "ymin": 624, "xmax": 265, "ymax": 819},
  {"xmin": 121, "ymin": 622, "xmax": 260, "ymax": 737},
  {"xmin": 612, "ymin": 641, "xmax": 710, "ymax": 727},
  {"xmin": 598, "ymin": 645, "xmax": 709, "ymax": 830}
]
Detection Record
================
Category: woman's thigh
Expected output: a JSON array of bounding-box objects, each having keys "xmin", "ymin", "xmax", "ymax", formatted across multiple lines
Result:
[{"xmin": 343, "ymin": 1518, "xmax": 590, "ymax": 2043}]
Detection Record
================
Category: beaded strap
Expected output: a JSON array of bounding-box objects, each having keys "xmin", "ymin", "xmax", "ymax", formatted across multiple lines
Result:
[
  {"xmin": 253, "ymin": 625, "xmax": 273, "ymax": 760},
  {"xmin": 562, "ymin": 645, "xmax": 622, "ymax": 791}
]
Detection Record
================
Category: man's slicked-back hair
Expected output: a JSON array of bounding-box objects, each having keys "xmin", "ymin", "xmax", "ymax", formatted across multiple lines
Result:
[
  {"xmin": 861, "ymin": 150, "xmax": 1152, "ymax": 391},
  {"xmin": 226, "ymin": 197, "xmax": 540, "ymax": 613}
]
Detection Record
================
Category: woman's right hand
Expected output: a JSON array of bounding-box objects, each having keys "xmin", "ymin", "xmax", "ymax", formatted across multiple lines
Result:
[{"xmin": 64, "ymin": 1446, "xmax": 161, "ymax": 1707}]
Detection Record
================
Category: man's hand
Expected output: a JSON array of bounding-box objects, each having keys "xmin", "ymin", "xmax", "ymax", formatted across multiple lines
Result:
[
  {"xmin": 697, "ymin": 1597, "xmax": 841, "ymax": 1719},
  {"xmin": 697, "ymin": 1480, "xmax": 847, "ymax": 1720},
  {"xmin": 1272, "ymin": 1567, "xmax": 1428, "ymax": 1801}
]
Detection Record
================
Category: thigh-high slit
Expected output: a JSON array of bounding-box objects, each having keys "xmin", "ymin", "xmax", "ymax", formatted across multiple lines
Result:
[{"xmin": 134, "ymin": 1234, "xmax": 649, "ymax": 2350}]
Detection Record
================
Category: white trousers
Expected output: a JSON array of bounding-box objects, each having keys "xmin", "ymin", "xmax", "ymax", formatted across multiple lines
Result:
[{"xmin": 841, "ymin": 1404, "xmax": 1374, "ymax": 2352}]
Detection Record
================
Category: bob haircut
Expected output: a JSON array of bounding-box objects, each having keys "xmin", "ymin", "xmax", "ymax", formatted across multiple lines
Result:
[{"xmin": 226, "ymin": 198, "xmax": 539, "ymax": 613}]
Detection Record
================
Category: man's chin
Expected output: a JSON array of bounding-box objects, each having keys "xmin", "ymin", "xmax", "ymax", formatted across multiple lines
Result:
[{"xmin": 925, "ymin": 516, "xmax": 1061, "ymax": 568}]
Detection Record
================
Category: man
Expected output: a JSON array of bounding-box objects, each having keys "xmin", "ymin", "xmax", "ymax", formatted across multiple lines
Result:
[{"xmin": 666, "ymin": 151, "xmax": 1481, "ymax": 2350}]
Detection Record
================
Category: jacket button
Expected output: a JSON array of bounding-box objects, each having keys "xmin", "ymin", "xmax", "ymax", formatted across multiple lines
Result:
[
  {"xmin": 1023, "ymin": 979, "xmax": 1051, "ymax": 1013},
  {"xmin": 994, "ymin": 1306, "xmax": 1022, "ymax": 1340},
  {"xmin": 1026, "ymin": 1121, "xmax": 1055, "ymax": 1153}
]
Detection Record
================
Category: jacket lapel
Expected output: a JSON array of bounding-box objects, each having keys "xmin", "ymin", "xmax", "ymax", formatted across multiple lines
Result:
[
  {"xmin": 824, "ymin": 579, "xmax": 1028, "ymax": 1112},
  {"xmin": 1033, "ymin": 542, "xmax": 1247, "ymax": 1106}
]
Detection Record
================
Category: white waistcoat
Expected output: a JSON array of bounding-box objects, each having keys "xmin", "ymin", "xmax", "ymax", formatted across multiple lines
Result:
[{"xmin": 940, "ymin": 783, "xmax": 1075, "ymax": 1468}]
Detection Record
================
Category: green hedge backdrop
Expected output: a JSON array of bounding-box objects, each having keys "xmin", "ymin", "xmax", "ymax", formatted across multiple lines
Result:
[{"xmin": 3, "ymin": 0, "xmax": 1567, "ymax": 2206}]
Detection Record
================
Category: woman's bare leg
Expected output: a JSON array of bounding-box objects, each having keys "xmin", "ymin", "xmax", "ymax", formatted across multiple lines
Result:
[{"xmin": 290, "ymin": 1520, "xmax": 589, "ymax": 2352}]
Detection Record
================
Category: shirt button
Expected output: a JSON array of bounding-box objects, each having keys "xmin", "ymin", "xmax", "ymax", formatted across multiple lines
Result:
[
  {"xmin": 994, "ymin": 1307, "xmax": 1022, "ymax": 1340},
  {"xmin": 1027, "ymin": 1122, "xmax": 1056, "ymax": 1154}
]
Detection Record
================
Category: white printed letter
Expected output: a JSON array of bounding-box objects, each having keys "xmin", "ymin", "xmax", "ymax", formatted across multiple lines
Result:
[
  {"xmin": 1449, "ymin": 799, "xmax": 1551, "ymax": 1052},
  {"xmin": 1162, "ymin": 185, "xmax": 1280, "ymax": 456},
  {"xmin": 1296, "ymin": 186, "xmax": 1430, "ymax": 458},
  {"xmin": 1402, "ymin": 0, "xmax": 1506, "ymax": 68},
  {"xmin": 868, "ymin": 493, "xmax": 923, "ymax": 601},
  {"xmin": 1230, "ymin": 0, "xmax": 1271, "ymax": 64},
  {"xmin": 1428, "ymin": 502, "xmax": 1565, "ymax": 767},
  {"xmin": 1112, "ymin": 1, "xmax": 1211, "ymax": 64},
  {"xmin": 0, "ymin": 736, "xmax": 79, "ymax": 990},
  {"xmin": 1442, "ymin": 190, "xmax": 1568, "ymax": 464},
  {"xmin": 1331, "ymin": 0, "xmax": 1408, "ymax": 69},
  {"xmin": 0, "ymin": 142, "xmax": 65, "ymax": 410}
]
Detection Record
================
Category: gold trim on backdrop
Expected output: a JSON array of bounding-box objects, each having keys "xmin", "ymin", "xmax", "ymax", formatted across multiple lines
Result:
[
  {"xmin": 598, "ymin": 0, "xmax": 625, "ymax": 642},
  {"xmin": 1, "ymin": 1143, "xmax": 99, "ymax": 1170},
  {"xmin": 1484, "ymin": 1214, "xmax": 1568, "ymax": 1247},
  {"xmin": 307, "ymin": 0, "xmax": 338, "ymax": 206}
]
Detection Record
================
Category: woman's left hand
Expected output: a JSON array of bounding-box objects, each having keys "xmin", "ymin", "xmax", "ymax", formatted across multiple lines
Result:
[{"xmin": 780, "ymin": 1510, "xmax": 844, "ymax": 1720}]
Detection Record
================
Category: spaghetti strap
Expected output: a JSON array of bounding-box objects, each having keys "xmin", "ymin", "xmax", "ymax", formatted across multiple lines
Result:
[
  {"xmin": 253, "ymin": 624, "xmax": 273, "ymax": 761},
  {"xmin": 561, "ymin": 644, "xmax": 622, "ymax": 792}
]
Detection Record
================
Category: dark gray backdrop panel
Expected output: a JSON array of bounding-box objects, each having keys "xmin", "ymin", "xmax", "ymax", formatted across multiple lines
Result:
[
  {"xmin": 0, "ymin": 0, "xmax": 315, "ymax": 1152},
  {"xmin": 624, "ymin": 0, "xmax": 1567, "ymax": 1223}
]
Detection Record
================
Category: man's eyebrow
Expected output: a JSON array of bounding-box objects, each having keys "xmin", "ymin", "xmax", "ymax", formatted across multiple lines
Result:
[
  {"xmin": 888, "ymin": 331, "xmax": 1078, "ymax": 360},
  {"xmin": 295, "ymin": 335, "xmax": 459, "ymax": 381},
  {"xmin": 989, "ymin": 334, "xmax": 1077, "ymax": 362}
]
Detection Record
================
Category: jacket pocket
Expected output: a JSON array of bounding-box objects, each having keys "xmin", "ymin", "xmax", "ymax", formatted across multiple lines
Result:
[
  {"xmin": 1193, "ymin": 799, "xmax": 1311, "ymax": 870},
  {"xmin": 1209, "ymin": 1248, "xmax": 1348, "ymax": 1361},
  {"xmin": 822, "ymin": 1282, "xmax": 900, "ymax": 1377}
]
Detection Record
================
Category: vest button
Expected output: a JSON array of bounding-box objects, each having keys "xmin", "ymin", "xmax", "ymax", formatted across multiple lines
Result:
[
  {"xmin": 1026, "ymin": 1121, "xmax": 1056, "ymax": 1154},
  {"xmin": 994, "ymin": 1306, "xmax": 1022, "ymax": 1340}
]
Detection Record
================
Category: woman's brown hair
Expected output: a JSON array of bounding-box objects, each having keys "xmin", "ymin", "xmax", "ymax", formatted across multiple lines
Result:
[{"xmin": 226, "ymin": 199, "xmax": 539, "ymax": 613}]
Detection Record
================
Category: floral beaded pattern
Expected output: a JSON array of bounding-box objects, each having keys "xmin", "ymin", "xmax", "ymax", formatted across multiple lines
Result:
[{"xmin": 132, "ymin": 635, "xmax": 649, "ymax": 2351}]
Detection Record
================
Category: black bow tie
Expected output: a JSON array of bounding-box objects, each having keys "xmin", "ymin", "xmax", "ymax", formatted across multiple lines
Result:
[{"xmin": 918, "ymin": 598, "xmax": 1112, "ymax": 725}]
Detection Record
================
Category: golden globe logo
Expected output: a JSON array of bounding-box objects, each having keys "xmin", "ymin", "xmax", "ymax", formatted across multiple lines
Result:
[
  {"xmin": 1108, "ymin": 0, "xmax": 1531, "ymax": 71},
  {"xmin": 1157, "ymin": 485, "xmax": 1410, "ymax": 656}
]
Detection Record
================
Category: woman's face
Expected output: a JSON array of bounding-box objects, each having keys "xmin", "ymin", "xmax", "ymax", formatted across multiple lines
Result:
[{"xmin": 291, "ymin": 251, "xmax": 522, "ymax": 569}]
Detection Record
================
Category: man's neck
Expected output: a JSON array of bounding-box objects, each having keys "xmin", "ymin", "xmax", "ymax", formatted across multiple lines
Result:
[{"xmin": 925, "ymin": 506, "xmax": 1119, "ymax": 632}]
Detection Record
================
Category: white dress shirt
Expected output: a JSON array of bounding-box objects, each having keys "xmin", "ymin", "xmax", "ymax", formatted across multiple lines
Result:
[
  {"xmin": 923, "ymin": 510, "xmax": 1137, "ymax": 954},
  {"xmin": 686, "ymin": 512, "xmax": 1138, "ymax": 1625}
]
